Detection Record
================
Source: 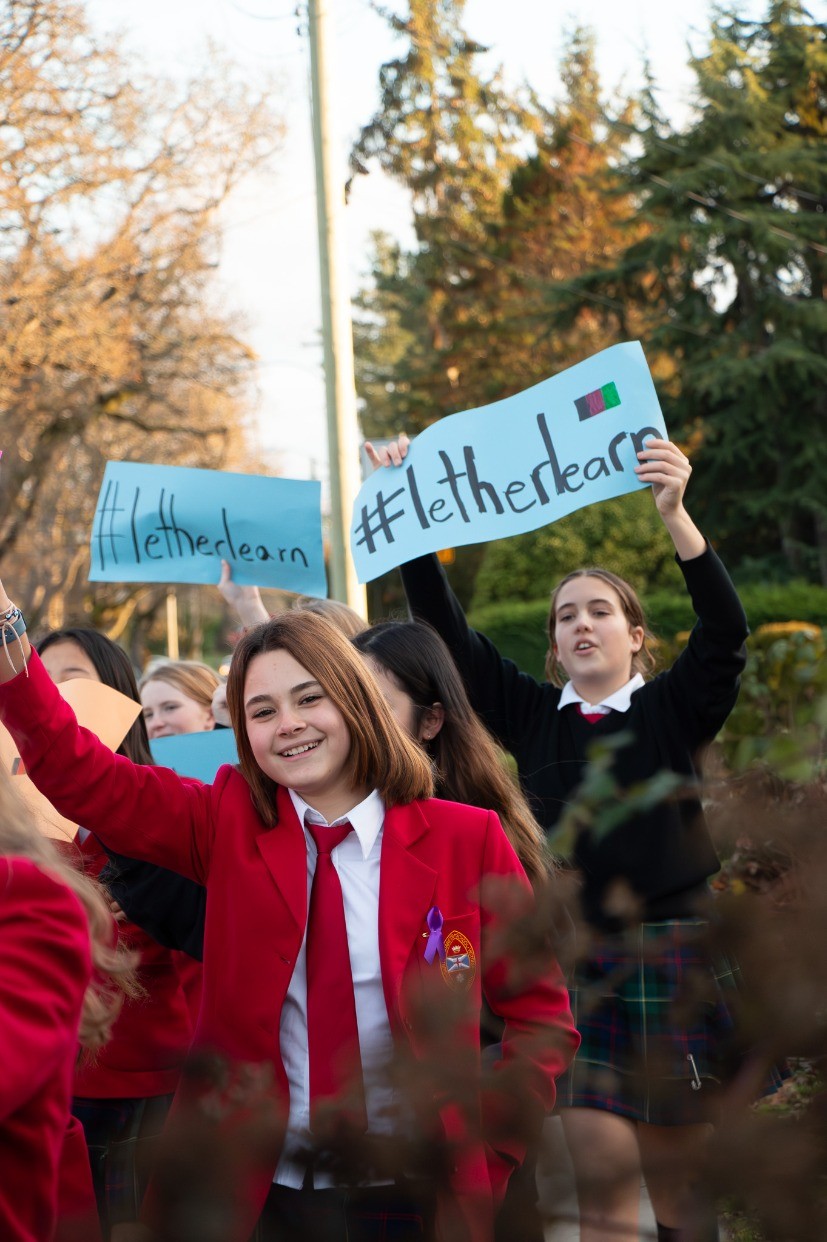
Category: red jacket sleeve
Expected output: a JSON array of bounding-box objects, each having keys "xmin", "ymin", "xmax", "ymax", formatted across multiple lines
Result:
[
  {"xmin": 478, "ymin": 812, "xmax": 579, "ymax": 1166},
  {"xmin": 0, "ymin": 652, "xmax": 219, "ymax": 883},
  {"xmin": 0, "ymin": 856, "xmax": 91, "ymax": 1120}
]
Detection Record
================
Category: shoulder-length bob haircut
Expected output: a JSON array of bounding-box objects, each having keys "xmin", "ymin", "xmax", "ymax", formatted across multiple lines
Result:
[
  {"xmin": 545, "ymin": 567, "xmax": 658, "ymax": 687},
  {"xmin": 226, "ymin": 610, "xmax": 434, "ymax": 827}
]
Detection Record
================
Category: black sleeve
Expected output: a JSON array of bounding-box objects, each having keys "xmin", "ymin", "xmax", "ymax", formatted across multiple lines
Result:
[
  {"xmin": 102, "ymin": 850, "xmax": 205, "ymax": 961},
  {"xmin": 659, "ymin": 543, "xmax": 749, "ymax": 748},
  {"xmin": 399, "ymin": 553, "xmax": 550, "ymax": 754}
]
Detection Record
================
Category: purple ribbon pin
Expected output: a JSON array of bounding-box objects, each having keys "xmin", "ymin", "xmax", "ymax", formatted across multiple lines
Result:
[{"xmin": 424, "ymin": 906, "xmax": 445, "ymax": 964}]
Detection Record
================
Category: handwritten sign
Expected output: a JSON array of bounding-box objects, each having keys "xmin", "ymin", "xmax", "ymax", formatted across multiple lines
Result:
[
  {"xmin": 0, "ymin": 680, "xmax": 142, "ymax": 841},
  {"xmin": 350, "ymin": 342, "xmax": 668, "ymax": 582},
  {"xmin": 89, "ymin": 462, "xmax": 327, "ymax": 595},
  {"xmin": 150, "ymin": 729, "xmax": 238, "ymax": 783}
]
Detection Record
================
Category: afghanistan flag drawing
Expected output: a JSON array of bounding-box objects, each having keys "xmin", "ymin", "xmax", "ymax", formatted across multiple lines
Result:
[{"xmin": 575, "ymin": 380, "xmax": 621, "ymax": 421}]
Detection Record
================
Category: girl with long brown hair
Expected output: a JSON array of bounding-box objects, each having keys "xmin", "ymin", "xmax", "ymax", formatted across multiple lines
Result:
[
  {"xmin": 0, "ymin": 598, "xmax": 578, "ymax": 1242},
  {"xmin": 353, "ymin": 620, "xmax": 547, "ymax": 887}
]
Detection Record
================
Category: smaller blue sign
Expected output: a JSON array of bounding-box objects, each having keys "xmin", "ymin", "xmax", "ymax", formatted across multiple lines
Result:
[
  {"xmin": 149, "ymin": 729, "xmax": 239, "ymax": 784},
  {"xmin": 89, "ymin": 461, "xmax": 326, "ymax": 595}
]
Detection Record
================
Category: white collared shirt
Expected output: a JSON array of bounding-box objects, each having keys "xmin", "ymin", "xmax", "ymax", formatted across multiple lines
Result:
[
  {"xmin": 275, "ymin": 787, "xmax": 394, "ymax": 1187},
  {"xmin": 557, "ymin": 672, "xmax": 646, "ymax": 716}
]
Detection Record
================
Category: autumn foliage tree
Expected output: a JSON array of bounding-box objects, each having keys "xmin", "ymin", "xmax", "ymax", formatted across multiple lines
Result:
[{"xmin": 0, "ymin": 0, "xmax": 282, "ymax": 643}]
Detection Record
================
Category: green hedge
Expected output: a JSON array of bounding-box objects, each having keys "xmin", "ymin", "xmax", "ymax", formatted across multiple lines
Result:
[{"xmin": 468, "ymin": 580, "xmax": 827, "ymax": 682}]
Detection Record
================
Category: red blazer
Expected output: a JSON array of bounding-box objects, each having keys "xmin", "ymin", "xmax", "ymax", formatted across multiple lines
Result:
[
  {"xmin": 72, "ymin": 835, "xmax": 195, "ymax": 1099},
  {"xmin": 0, "ymin": 854, "xmax": 91, "ymax": 1242},
  {"xmin": 1, "ymin": 654, "xmax": 579, "ymax": 1242}
]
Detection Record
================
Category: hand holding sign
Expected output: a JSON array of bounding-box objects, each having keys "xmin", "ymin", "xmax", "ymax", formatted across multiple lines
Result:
[
  {"xmin": 633, "ymin": 438, "xmax": 692, "ymax": 517},
  {"xmin": 351, "ymin": 342, "xmax": 669, "ymax": 583}
]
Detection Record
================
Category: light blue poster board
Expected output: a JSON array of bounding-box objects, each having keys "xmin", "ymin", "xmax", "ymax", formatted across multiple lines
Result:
[
  {"xmin": 350, "ymin": 342, "xmax": 668, "ymax": 583},
  {"xmin": 89, "ymin": 462, "xmax": 327, "ymax": 596},
  {"xmin": 150, "ymin": 729, "xmax": 238, "ymax": 783}
]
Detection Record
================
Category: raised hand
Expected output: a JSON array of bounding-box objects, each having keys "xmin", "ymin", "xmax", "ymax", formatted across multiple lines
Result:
[
  {"xmin": 634, "ymin": 438, "xmax": 691, "ymax": 518},
  {"xmin": 364, "ymin": 433, "xmax": 410, "ymax": 470},
  {"xmin": 634, "ymin": 438, "xmax": 705, "ymax": 560},
  {"xmin": 217, "ymin": 560, "xmax": 269, "ymax": 628}
]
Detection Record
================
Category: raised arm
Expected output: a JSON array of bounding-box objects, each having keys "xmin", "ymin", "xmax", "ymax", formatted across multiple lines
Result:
[
  {"xmin": 364, "ymin": 437, "xmax": 550, "ymax": 753},
  {"xmin": 633, "ymin": 441, "xmax": 748, "ymax": 740},
  {"xmin": 0, "ymin": 581, "xmax": 217, "ymax": 882},
  {"xmin": 217, "ymin": 558, "xmax": 269, "ymax": 628},
  {"xmin": 634, "ymin": 437, "xmax": 706, "ymax": 561},
  {"xmin": 0, "ymin": 651, "xmax": 217, "ymax": 883}
]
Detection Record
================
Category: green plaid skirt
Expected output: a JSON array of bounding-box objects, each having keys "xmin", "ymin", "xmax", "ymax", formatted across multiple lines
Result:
[{"xmin": 557, "ymin": 919, "xmax": 756, "ymax": 1125}]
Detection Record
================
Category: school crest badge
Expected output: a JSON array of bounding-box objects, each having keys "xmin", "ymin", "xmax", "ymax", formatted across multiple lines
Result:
[{"xmin": 439, "ymin": 929, "xmax": 477, "ymax": 990}]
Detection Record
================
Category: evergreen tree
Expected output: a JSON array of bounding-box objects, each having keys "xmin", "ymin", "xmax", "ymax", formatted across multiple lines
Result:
[
  {"xmin": 464, "ymin": 29, "xmax": 646, "ymax": 403},
  {"xmin": 588, "ymin": 1, "xmax": 827, "ymax": 582},
  {"xmin": 351, "ymin": 0, "xmax": 528, "ymax": 437}
]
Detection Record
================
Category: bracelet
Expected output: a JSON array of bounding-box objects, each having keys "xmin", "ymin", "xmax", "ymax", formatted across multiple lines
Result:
[
  {"xmin": 1, "ymin": 604, "xmax": 26, "ymax": 639},
  {"xmin": 0, "ymin": 603, "xmax": 29, "ymax": 678}
]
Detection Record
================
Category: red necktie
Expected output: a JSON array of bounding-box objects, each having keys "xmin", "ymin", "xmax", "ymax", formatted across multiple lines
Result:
[
  {"xmin": 577, "ymin": 703, "xmax": 608, "ymax": 724},
  {"xmin": 305, "ymin": 819, "xmax": 367, "ymax": 1133}
]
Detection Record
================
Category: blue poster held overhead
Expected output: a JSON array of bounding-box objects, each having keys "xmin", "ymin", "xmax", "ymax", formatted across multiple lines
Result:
[
  {"xmin": 350, "ymin": 342, "xmax": 669, "ymax": 583},
  {"xmin": 89, "ymin": 462, "xmax": 327, "ymax": 596}
]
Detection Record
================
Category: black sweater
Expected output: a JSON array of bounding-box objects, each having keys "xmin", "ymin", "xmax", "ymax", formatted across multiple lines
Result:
[{"xmin": 400, "ymin": 546, "xmax": 747, "ymax": 929}]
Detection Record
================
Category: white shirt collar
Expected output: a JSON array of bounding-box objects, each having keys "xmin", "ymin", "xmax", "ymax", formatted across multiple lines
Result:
[
  {"xmin": 558, "ymin": 672, "xmax": 645, "ymax": 715},
  {"xmin": 288, "ymin": 787, "xmax": 385, "ymax": 860}
]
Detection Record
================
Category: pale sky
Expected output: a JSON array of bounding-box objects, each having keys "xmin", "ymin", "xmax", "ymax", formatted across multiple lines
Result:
[{"xmin": 83, "ymin": 0, "xmax": 818, "ymax": 487}]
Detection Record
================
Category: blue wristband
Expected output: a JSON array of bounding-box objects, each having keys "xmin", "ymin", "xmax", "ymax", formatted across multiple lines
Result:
[{"xmin": 0, "ymin": 605, "xmax": 26, "ymax": 640}]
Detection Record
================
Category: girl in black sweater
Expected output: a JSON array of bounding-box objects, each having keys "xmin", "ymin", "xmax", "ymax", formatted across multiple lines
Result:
[{"xmin": 366, "ymin": 435, "xmax": 744, "ymax": 1242}]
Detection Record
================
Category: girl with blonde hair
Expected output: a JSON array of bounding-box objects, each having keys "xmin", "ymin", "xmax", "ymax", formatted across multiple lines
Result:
[
  {"xmin": 139, "ymin": 659, "xmax": 220, "ymax": 740},
  {"xmin": 0, "ymin": 768, "xmax": 128, "ymax": 1242}
]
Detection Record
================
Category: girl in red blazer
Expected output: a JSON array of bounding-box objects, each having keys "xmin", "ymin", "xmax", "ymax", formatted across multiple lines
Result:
[
  {"xmin": 0, "ymin": 596, "xmax": 578, "ymax": 1242},
  {"xmin": 0, "ymin": 767, "xmax": 128, "ymax": 1242},
  {"xmin": 36, "ymin": 628, "xmax": 199, "ymax": 1238}
]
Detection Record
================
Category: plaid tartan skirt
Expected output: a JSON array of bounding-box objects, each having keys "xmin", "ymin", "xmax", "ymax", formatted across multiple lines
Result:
[
  {"xmin": 556, "ymin": 919, "xmax": 743, "ymax": 1125},
  {"xmin": 72, "ymin": 1092, "xmax": 174, "ymax": 1230}
]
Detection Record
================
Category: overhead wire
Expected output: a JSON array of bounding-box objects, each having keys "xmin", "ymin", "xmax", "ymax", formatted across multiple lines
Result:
[
  {"xmin": 609, "ymin": 117, "xmax": 826, "ymax": 207},
  {"xmin": 566, "ymin": 133, "xmax": 827, "ymax": 258}
]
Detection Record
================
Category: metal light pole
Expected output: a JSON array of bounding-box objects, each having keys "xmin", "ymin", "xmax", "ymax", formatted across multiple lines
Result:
[{"xmin": 307, "ymin": 0, "xmax": 367, "ymax": 614}]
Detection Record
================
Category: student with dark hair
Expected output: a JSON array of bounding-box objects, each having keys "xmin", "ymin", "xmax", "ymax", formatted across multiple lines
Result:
[
  {"xmin": 353, "ymin": 621, "xmax": 547, "ymax": 888},
  {"xmin": 35, "ymin": 628, "xmax": 198, "ymax": 1238},
  {"xmin": 39, "ymin": 628, "xmax": 154, "ymax": 766},
  {"xmin": 366, "ymin": 434, "xmax": 748, "ymax": 1242},
  {"xmin": 2, "ymin": 598, "xmax": 578, "ymax": 1242}
]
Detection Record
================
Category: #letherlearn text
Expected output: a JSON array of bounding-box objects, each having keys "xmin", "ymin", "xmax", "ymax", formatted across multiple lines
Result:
[
  {"xmin": 94, "ymin": 484, "xmax": 309, "ymax": 571},
  {"xmin": 355, "ymin": 413, "xmax": 661, "ymax": 553}
]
